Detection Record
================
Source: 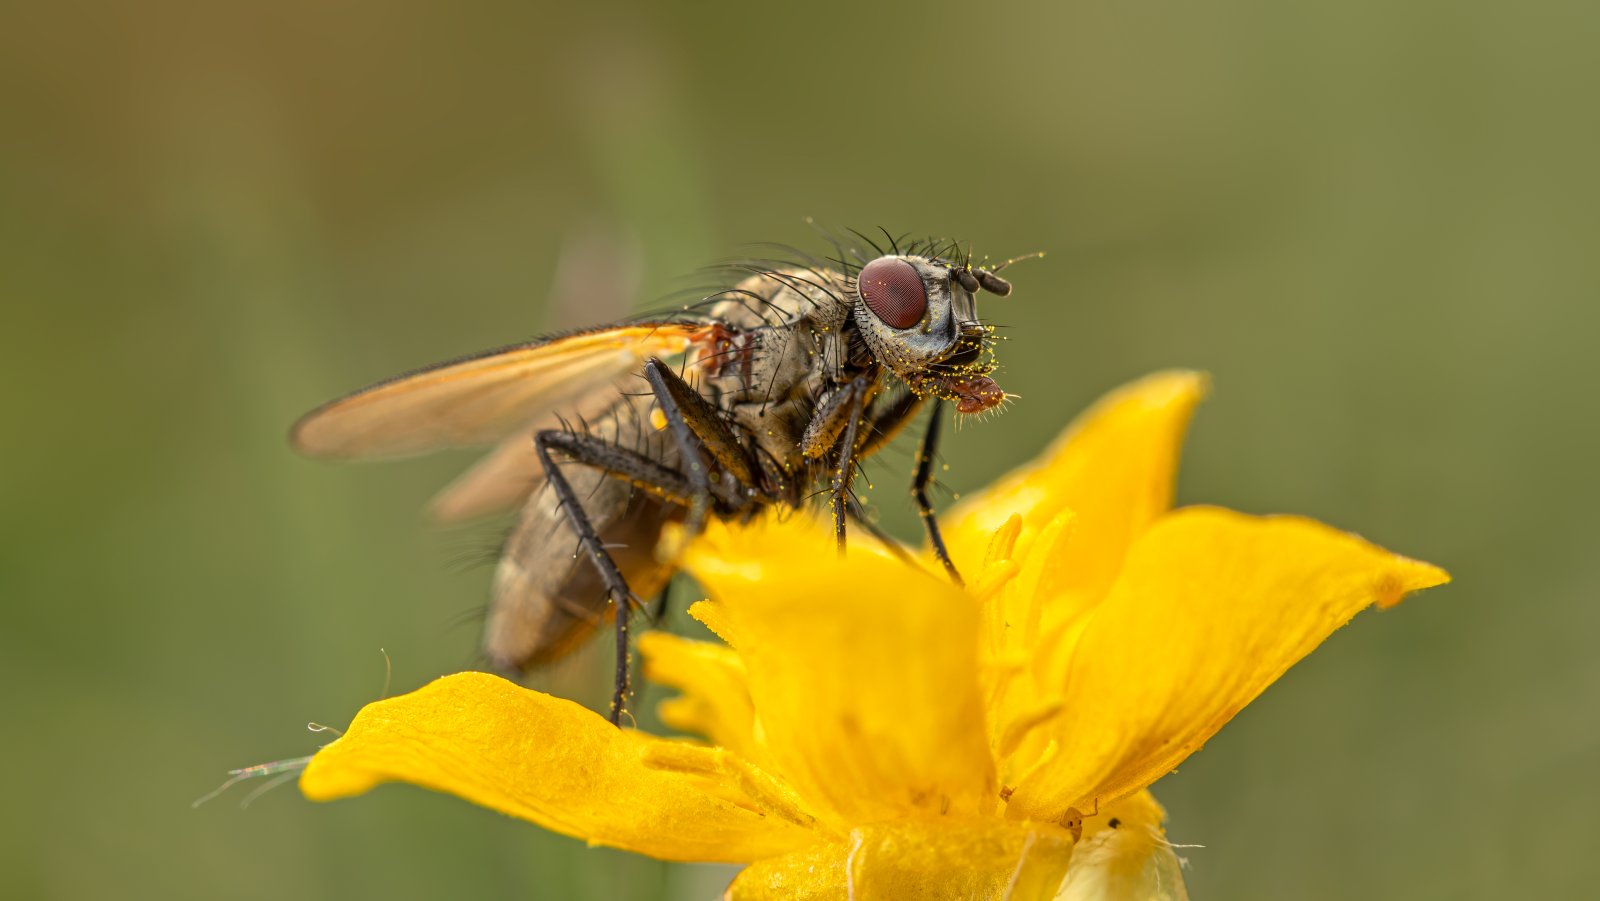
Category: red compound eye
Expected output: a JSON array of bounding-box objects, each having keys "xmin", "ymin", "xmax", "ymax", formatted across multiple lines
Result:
[{"xmin": 857, "ymin": 257, "xmax": 928, "ymax": 329}]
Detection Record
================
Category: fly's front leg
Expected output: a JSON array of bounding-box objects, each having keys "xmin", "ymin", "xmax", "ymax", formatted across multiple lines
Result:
[
  {"xmin": 857, "ymin": 388, "xmax": 924, "ymax": 459},
  {"xmin": 842, "ymin": 389, "xmax": 926, "ymax": 565},
  {"xmin": 829, "ymin": 382, "xmax": 870, "ymax": 553},
  {"xmin": 798, "ymin": 378, "xmax": 875, "ymax": 551},
  {"xmin": 642, "ymin": 358, "xmax": 757, "ymax": 540},
  {"xmin": 800, "ymin": 378, "xmax": 873, "ymax": 459},
  {"xmin": 535, "ymin": 429, "xmax": 702, "ymax": 726},
  {"xmin": 915, "ymin": 399, "xmax": 963, "ymax": 585}
]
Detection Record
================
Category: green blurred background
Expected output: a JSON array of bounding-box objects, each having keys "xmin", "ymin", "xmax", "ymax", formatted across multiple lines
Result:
[{"xmin": 4, "ymin": 1, "xmax": 1595, "ymax": 898}]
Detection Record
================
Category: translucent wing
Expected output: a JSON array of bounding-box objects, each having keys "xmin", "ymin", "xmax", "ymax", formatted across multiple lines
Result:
[
  {"xmin": 426, "ymin": 428, "xmax": 546, "ymax": 523},
  {"xmin": 426, "ymin": 395, "xmax": 623, "ymax": 523},
  {"xmin": 292, "ymin": 322, "xmax": 712, "ymax": 519},
  {"xmin": 292, "ymin": 323, "xmax": 707, "ymax": 459}
]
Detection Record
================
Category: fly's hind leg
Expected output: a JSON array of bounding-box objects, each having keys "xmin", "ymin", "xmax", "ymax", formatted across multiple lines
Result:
[
  {"xmin": 534, "ymin": 429, "xmax": 704, "ymax": 726},
  {"xmin": 914, "ymin": 399, "xmax": 963, "ymax": 585}
]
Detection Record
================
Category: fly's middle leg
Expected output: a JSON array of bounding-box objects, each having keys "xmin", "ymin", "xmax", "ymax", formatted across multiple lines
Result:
[
  {"xmin": 843, "ymin": 495, "xmax": 919, "ymax": 568},
  {"xmin": 641, "ymin": 357, "xmax": 758, "ymax": 541},
  {"xmin": 650, "ymin": 573, "xmax": 679, "ymax": 626}
]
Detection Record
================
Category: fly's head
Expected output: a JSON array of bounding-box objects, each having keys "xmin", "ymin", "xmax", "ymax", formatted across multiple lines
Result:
[{"xmin": 851, "ymin": 254, "xmax": 1014, "ymax": 414}]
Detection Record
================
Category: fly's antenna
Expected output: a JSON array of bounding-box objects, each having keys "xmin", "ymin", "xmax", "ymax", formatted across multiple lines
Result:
[{"xmin": 964, "ymin": 250, "xmax": 1043, "ymax": 298}]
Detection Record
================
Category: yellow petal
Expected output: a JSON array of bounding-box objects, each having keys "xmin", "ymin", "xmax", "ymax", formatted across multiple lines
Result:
[
  {"xmin": 299, "ymin": 672, "xmax": 815, "ymax": 863},
  {"xmin": 684, "ymin": 515, "xmax": 996, "ymax": 826},
  {"xmin": 1059, "ymin": 791, "xmax": 1190, "ymax": 901},
  {"xmin": 688, "ymin": 598, "xmax": 745, "ymax": 648},
  {"xmin": 973, "ymin": 510, "xmax": 1074, "ymax": 769},
  {"xmin": 725, "ymin": 817, "xmax": 1075, "ymax": 901},
  {"xmin": 943, "ymin": 371, "xmax": 1207, "ymax": 613},
  {"xmin": 638, "ymin": 632, "xmax": 764, "ymax": 765},
  {"xmin": 1007, "ymin": 507, "xmax": 1450, "ymax": 820}
]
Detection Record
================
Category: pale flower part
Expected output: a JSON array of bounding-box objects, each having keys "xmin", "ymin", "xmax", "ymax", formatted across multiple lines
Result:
[{"xmin": 1055, "ymin": 791, "xmax": 1190, "ymax": 901}]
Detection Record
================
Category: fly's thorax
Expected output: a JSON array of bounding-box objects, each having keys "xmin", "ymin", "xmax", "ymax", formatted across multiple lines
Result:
[
  {"xmin": 692, "ymin": 266, "xmax": 856, "ymax": 457},
  {"xmin": 703, "ymin": 265, "xmax": 855, "ymax": 334},
  {"xmin": 852, "ymin": 254, "xmax": 1004, "ymax": 414},
  {"xmin": 678, "ymin": 267, "xmax": 872, "ymax": 497},
  {"xmin": 712, "ymin": 327, "xmax": 835, "ymax": 496}
]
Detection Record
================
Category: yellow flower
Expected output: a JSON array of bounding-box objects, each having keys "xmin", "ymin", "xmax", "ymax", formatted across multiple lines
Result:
[{"xmin": 300, "ymin": 371, "xmax": 1449, "ymax": 900}]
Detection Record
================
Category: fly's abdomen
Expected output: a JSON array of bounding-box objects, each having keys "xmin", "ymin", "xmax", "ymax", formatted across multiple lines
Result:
[
  {"xmin": 486, "ymin": 480, "xmax": 680, "ymax": 670},
  {"xmin": 483, "ymin": 393, "xmax": 683, "ymax": 671}
]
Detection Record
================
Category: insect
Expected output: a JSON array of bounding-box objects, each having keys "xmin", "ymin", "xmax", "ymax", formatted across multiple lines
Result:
[{"xmin": 291, "ymin": 233, "xmax": 1025, "ymax": 724}]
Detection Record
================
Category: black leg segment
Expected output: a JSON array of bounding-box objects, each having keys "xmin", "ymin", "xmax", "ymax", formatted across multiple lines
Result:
[
  {"xmin": 532, "ymin": 364, "xmax": 761, "ymax": 726},
  {"xmin": 914, "ymin": 400, "xmax": 964, "ymax": 585},
  {"xmin": 844, "ymin": 495, "xmax": 919, "ymax": 569},
  {"xmin": 857, "ymin": 389, "xmax": 925, "ymax": 459},
  {"xmin": 642, "ymin": 358, "xmax": 756, "ymax": 538},
  {"xmin": 830, "ymin": 381, "xmax": 870, "ymax": 552},
  {"xmin": 534, "ymin": 430, "xmax": 642, "ymax": 725}
]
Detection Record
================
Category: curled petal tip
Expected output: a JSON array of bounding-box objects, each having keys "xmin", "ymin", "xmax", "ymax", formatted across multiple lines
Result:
[{"xmin": 1376, "ymin": 557, "xmax": 1451, "ymax": 608}]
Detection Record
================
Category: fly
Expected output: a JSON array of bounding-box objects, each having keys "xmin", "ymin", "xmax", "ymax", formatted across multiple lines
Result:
[{"xmin": 290, "ymin": 233, "xmax": 1027, "ymax": 724}]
